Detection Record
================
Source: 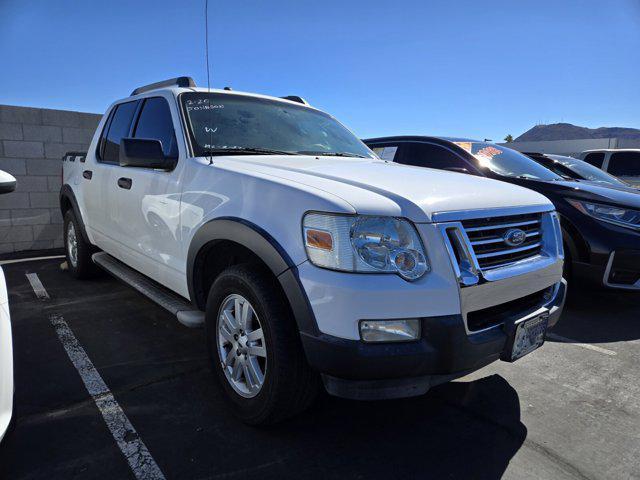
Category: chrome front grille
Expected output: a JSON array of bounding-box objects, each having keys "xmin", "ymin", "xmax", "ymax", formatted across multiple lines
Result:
[
  {"xmin": 434, "ymin": 206, "xmax": 564, "ymax": 336},
  {"xmin": 462, "ymin": 213, "xmax": 544, "ymax": 270}
]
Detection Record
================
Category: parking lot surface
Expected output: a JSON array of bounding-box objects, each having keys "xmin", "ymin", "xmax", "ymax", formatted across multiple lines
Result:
[{"xmin": 0, "ymin": 257, "xmax": 638, "ymax": 480}]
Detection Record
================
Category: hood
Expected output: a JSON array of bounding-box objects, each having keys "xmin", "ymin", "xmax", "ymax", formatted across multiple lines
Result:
[
  {"xmin": 213, "ymin": 155, "xmax": 553, "ymax": 222},
  {"xmin": 576, "ymin": 179, "xmax": 640, "ymax": 193},
  {"xmin": 531, "ymin": 179, "xmax": 640, "ymax": 209}
]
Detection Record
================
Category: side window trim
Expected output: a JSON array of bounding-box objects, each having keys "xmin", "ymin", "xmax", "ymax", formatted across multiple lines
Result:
[
  {"xmin": 129, "ymin": 99, "xmax": 146, "ymax": 138},
  {"xmin": 603, "ymin": 152, "xmax": 611, "ymax": 172},
  {"xmin": 95, "ymin": 108, "xmax": 115, "ymax": 161}
]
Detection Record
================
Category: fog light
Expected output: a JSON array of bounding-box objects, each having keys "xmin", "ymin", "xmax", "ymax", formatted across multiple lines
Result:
[{"xmin": 359, "ymin": 319, "xmax": 421, "ymax": 342}]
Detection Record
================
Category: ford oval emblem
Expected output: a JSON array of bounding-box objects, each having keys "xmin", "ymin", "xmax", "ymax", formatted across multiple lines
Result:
[{"xmin": 503, "ymin": 228, "xmax": 526, "ymax": 247}]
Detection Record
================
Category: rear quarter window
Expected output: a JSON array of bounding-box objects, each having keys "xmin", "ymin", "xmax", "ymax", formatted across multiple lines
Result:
[
  {"xmin": 608, "ymin": 152, "xmax": 640, "ymax": 176},
  {"xmin": 583, "ymin": 152, "xmax": 605, "ymax": 169}
]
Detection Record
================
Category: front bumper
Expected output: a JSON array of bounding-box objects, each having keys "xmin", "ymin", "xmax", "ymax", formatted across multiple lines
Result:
[
  {"xmin": 301, "ymin": 279, "xmax": 566, "ymax": 400},
  {"xmin": 295, "ymin": 208, "xmax": 565, "ymax": 399},
  {"xmin": 566, "ymin": 214, "xmax": 640, "ymax": 290}
]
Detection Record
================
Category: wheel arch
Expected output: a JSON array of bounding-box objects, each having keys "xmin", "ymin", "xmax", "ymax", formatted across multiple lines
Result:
[
  {"xmin": 187, "ymin": 217, "xmax": 319, "ymax": 336},
  {"xmin": 559, "ymin": 213, "xmax": 588, "ymax": 264},
  {"xmin": 59, "ymin": 185, "xmax": 91, "ymax": 245}
]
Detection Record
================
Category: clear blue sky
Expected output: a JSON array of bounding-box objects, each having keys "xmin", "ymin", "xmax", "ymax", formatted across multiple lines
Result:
[{"xmin": 1, "ymin": 0, "xmax": 638, "ymax": 141}]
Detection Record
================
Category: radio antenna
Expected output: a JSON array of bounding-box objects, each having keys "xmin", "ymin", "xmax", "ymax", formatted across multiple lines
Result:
[{"xmin": 205, "ymin": 0, "xmax": 213, "ymax": 164}]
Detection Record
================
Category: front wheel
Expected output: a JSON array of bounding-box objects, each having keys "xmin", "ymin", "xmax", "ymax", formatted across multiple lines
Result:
[{"xmin": 205, "ymin": 264, "xmax": 318, "ymax": 425}]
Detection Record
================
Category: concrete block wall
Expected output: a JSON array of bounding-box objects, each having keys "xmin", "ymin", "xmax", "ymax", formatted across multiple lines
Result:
[{"xmin": 0, "ymin": 105, "xmax": 102, "ymax": 255}]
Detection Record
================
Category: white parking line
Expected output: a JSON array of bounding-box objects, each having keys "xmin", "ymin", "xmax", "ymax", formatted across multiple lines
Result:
[
  {"xmin": 25, "ymin": 273, "xmax": 50, "ymax": 300},
  {"xmin": 23, "ymin": 273, "xmax": 166, "ymax": 479},
  {"xmin": 50, "ymin": 313, "xmax": 166, "ymax": 480},
  {"xmin": 547, "ymin": 333, "xmax": 617, "ymax": 356},
  {"xmin": 1, "ymin": 255, "xmax": 64, "ymax": 266}
]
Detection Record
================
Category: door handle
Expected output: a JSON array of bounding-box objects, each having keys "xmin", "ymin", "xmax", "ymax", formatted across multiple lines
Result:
[
  {"xmin": 118, "ymin": 177, "xmax": 132, "ymax": 190},
  {"xmin": 82, "ymin": 170, "xmax": 92, "ymax": 180}
]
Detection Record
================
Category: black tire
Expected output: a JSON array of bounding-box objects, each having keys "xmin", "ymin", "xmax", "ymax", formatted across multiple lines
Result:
[
  {"xmin": 205, "ymin": 264, "xmax": 319, "ymax": 425},
  {"xmin": 1, "ymin": 394, "xmax": 16, "ymax": 448},
  {"xmin": 63, "ymin": 210, "xmax": 99, "ymax": 279}
]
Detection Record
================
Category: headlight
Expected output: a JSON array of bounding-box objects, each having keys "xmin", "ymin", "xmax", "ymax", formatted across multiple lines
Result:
[
  {"xmin": 303, "ymin": 213, "xmax": 429, "ymax": 281},
  {"xmin": 567, "ymin": 199, "xmax": 640, "ymax": 230}
]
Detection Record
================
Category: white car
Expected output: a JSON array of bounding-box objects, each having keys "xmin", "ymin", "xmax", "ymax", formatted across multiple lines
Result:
[
  {"xmin": 579, "ymin": 149, "xmax": 640, "ymax": 187},
  {"xmin": 0, "ymin": 170, "xmax": 16, "ymax": 442},
  {"xmin": 61, "ymin": 77, "xmax": 566, "ymax": 424}
]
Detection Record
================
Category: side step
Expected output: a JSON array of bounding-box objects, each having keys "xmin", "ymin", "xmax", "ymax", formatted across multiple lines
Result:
[{"xmin": 92, "ymin": 252, "xmax": 204, "ymax": 328}]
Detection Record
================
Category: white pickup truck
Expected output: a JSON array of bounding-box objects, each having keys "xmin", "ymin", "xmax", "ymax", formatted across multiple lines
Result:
[{"xmin": 61, "ymin": 77, "xmax": 566, "ymax": 424}]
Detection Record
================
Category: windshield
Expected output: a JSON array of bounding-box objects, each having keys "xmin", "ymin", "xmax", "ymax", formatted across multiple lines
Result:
[
  {"xmin": 547, "ymin": 155, "xmax": 629, "ymax": 187},
  {"xmin": 453, "ymin": 142, "xmax": 562, "ymax": 181},
  {"xmin": 181, "ymin": 92, "xmax": 376, "ymax": 159}
]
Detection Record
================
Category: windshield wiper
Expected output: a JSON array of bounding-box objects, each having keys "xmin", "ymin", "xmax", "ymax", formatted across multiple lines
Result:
[
  {"xmin": 297, "ymin": 150, "xmax": 368, "ymax": 158},
  {"xmin": 202, "ymin": 147, "xmax": 297, "ymax": 156}
]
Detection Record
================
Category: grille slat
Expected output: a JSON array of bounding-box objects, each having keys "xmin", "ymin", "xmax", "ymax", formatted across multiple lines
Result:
[
  {"xmin": 475, "ymin": 242, "xmax": 542, "ymax": 259},
  {"xmin": 471, "ymin": 231, "xmax": 539, "ymax": 246},
  {"xmin": 462, "ymin": 212, "xmax": 544, "ymax": 270},
  {"xmin": 464, "ymin": 219, "xmax": 540, "ymax": 232}
]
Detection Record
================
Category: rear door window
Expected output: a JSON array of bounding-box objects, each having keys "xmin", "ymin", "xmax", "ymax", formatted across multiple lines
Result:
[
  {"xmin": 399, "ymin": 143, "xmax": 474, "ymax": 173},
  {"xmin": 133, "ymin": 97, "xmax": 178, "ymax": 158},
  {"xmin": 608, "ymin": 152, "xmax": 640, "ymax": 176},
  {"xmin": 101, "ymin": 101, "xmax": 139, "ymax": 163},
  {"xmin": 583, "ymin": 152, "xmax": 605, "ymax": 169}
]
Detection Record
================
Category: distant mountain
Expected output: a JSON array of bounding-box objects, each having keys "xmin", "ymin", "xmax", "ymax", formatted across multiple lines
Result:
[{"xmin": 515, "ymin": 123, "xmax": 640, "ymax": 142}]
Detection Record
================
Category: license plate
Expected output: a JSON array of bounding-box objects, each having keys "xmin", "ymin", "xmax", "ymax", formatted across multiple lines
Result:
[{"xmin": 510, "ymin": 313, "xmax": 549, "ymax": 361}]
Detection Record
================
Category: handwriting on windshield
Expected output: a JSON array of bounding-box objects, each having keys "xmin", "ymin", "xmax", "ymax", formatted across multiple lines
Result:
[{"xmin": 185, "ymin": 99, "xmax": 225, "ymax": 112}]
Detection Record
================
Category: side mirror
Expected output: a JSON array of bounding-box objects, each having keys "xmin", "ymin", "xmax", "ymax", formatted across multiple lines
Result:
[
  {"xmin": 119, "ymin": 138, "xmax": 176, "ymax": 170},
  {"xmin": 443, "ymin": 167, "xmax": 469, "ymax": 174},
  {"xmin": 0, "ymin": 170, "xmax": 17, "ymax": 194}
]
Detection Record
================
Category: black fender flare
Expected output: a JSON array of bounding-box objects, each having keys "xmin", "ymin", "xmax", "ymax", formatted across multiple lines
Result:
[
  {"xmin": 59, "ymin": 185, "xmax": 91, "ymax": 245},
  {"xmin": 187, "ymin": 217, "xmax": 319, "ymax": 336},
  {"xmin": 558, "ymin": 213, "xmax": 585, "ymax": 264}
]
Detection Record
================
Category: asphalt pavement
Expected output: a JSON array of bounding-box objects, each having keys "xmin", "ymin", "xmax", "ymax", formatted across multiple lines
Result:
[{"xmin": 0, "ymin": 257, "xmax": 638, "ymax": 480}]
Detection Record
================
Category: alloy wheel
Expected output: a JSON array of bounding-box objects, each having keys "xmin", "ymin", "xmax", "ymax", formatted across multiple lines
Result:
[
  {"xmin": 67, "ymin": 222, "xmax": 78, "ymax": 268},
  {"xmin": 216, "ymin": 294, "xmax": 267, "ymax": 398}
]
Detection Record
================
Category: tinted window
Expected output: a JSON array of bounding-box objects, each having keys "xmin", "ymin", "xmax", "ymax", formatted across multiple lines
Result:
[
  {"xmin": 533, "ymin": 157, "xmax": 578, "ymax": 179},
  {"xmin": 546, "ymin": 155, "xmax": 629, "ymax": 187},
  {"xmin": 133, "ymin": 97, "xmax": 178, "ymax": 158},
  {"xmin": 399, "ymin": 143, "xmax": 473, "ymax": 172},
  {"xmin": 583, "ymin": 152, "xmax": 605, "ymax": 168},
  {"xmin": 608, "ymin": 152, "xmax": 640, "ymax": 176},
  {"xmin": 102, "ymin": 101, "xmax": 138, "ymax": 163}
]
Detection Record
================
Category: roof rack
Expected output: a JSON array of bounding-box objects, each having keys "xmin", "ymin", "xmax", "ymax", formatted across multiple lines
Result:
[
  {"xmin": 281, "ymin": 95, "xmax": 310, "ymax": 106},
  {"xmin": 131, "ymin": 77, "xmax": 196, "ymax": 96}
]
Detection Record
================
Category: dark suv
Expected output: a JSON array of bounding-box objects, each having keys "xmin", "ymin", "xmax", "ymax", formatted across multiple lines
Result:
[{"xmin": 364, "ymin": 136, "xmax": 640, "ymax": 291}]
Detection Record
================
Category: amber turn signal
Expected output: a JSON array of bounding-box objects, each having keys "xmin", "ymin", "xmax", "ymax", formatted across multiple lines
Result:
[{"xmin": 305, "ymin": 228, "xmax": 333, "ymax": 251}]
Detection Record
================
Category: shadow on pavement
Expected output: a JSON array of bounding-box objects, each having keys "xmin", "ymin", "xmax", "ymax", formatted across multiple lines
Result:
[
  {"xmin": 268, "ymin": 374, "xmax": 526, "ymax": 479},
  {"xmin": 549, "ymin": 285, "xmax": 640, "ymax": 344}
]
